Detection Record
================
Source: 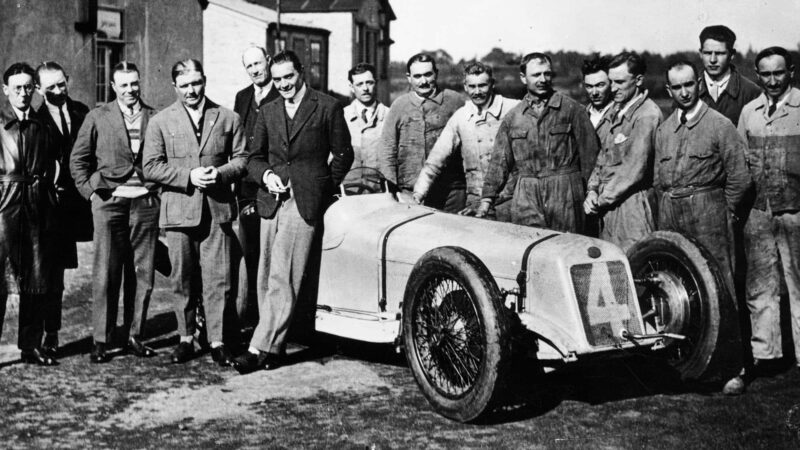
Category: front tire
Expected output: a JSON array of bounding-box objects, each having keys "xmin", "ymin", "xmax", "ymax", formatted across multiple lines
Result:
[
  {"xmin": 627, "ymin": 231, "xmax": 741, "ymax": 381},
  {"xmin": 402, "ymin": 246, "xmax": 511, "ymax": 422}
]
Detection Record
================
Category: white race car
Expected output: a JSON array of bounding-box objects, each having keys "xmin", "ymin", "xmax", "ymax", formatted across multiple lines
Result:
[{"xmin": 313, "ymin": 168, "xmax": 739, "ymax": 422}]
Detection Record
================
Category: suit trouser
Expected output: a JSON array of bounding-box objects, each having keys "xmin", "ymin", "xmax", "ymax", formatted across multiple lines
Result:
[
  {"xmin": 744, "ymin": 208, "xmax": 800, "ymax": 362},
  {"xmin": 166, "ymin": 204, "xmax": 234, "ymax": 343},
  {"xmin": 0, "ymin": 244, "xmax": 47, "ymax": 351},
  {"xmin": 250, "ymin": 197, "xmax": 317, "ymax": 354},
  {"xmin": 91, "ymin": 194, "xmax": 160, "ymax": 343},
  {"xmin": 600, "ymin": 190, "xmax": 656, "ymax": 253},
  {"xmin": 234, "ymin": 207, "xmax": 261, "ymax": 326}
]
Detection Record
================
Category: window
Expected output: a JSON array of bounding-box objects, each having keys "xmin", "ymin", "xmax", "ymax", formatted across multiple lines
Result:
[
  {"xmin": 95, "ymin": 43, "xmax": 124, "ymax": 104},
  {"xmin": 309, "ymin": 41, "xmax": 323, "ymax": 90},
  {"xmin": 95, "ymin": 7, "xmax": 124, "ymax": 105}
]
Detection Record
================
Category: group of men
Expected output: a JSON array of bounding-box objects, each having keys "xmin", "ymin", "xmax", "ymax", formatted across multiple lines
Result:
[{"xmin": 0, "ymin": 24, "xmax": 797, "ymax": 393}]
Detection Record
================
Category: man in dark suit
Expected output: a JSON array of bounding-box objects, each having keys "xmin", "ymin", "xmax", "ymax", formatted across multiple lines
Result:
[
  {"xmin": 34, "ymin": 61, "xmax": 90, "ymax": 359},
  {"xmin": 232, "ymin": 46, "xmax": 280, "ymax": 329},
  {"xmin": 71, "ymin": 62, "xmax": 160, "ymax": 363},
  {"xmin": 234, "ymin": 50, "xmax": 353, "ymax": 373},
  {"xmin": 143, "ymin": 59, "xmax": 246, "ymax": 367}
]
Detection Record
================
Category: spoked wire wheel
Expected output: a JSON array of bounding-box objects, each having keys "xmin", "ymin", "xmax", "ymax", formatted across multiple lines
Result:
[
  {"xmin": 411, "ymin": 275, "xmax": 484, "ymax": 398},
  {"xmin": 402, "ymin": 247, "xmax": 511, "ymax": 422}
]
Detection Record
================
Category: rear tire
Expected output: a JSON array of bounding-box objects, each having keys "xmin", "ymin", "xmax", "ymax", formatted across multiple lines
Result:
[
  {"xmin": 402, "ymin": 247, "xmax": 511, "ymax": 422},
  {"xmin": 627, "ymin": 231, "xmax": 741, "ymax": 381}
]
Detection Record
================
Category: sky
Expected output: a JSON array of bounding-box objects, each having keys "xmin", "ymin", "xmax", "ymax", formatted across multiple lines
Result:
[{"xmin": 390, "ymin": 0, "xmax": 800, "ymax": 62}]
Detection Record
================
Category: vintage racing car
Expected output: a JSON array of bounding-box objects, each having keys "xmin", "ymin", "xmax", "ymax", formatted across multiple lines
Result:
[{"xmin": 312, "ymin": 168, "xmax": 740, "ymax": 422}]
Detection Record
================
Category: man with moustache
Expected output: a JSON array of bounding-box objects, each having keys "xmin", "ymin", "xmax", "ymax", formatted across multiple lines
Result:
[
  {"xmin": 71, "ymin": 62, "xmax": 160, "ymax": 363},
  {"xmin": 413, "ymin": 62, "xmax": 519, "ymax": 216},
  {"xmin": 698, "ymin": 25, "xmax": 761, "ymax": 126},
  {"xmin": 583, "ymin": 52, "xmax": 662, "ymax": 251},
  {"xmin": 654, "ymin": 60, "xmax": 751, "ymax": 395},
  {"xmin": 143, "ymin": 59, "xmax": 246, "ymax": 366},
  {"xmin": 0, "ymin": 62, "xmax": 56, "ymax": 365},
  {"xmin": 33, "ymin": 61, "xmax": 90, "ymax": 358},
  {"xmin": 476, "ymin": 53, "xmax": 598, "ymax": 232},
  {"xmin": 737, "ymin": 46, "xmax": 800, "ymax": 384},
  {"xmin": 232, "ymin": 46, "xmax": 280, "ymax": 328},
  {"xmin": 378, "ymin": 53, "xmax": 465, "ymax": 212},
  {"xmin": 344, "ymin": 62, "xmax": 388, "ymax": 169},
  {"xmin": 582, "ymin": 55, "xmax": 614, "ymax": 129},
  {"xmin": 233, "ymin": 51, "xmax": 352, "ymax": 373}
]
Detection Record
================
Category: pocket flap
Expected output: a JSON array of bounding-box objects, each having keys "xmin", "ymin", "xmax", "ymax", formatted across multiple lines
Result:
[{"xmin": 549, "ymin": 123, "xmax": 572, "ymax": 134}]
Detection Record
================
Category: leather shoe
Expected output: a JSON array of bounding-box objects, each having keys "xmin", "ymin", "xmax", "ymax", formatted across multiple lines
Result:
[
  {"xmin": 42, "ymin": 334, "xmax": 58, "ymax": 359},
  {"xmin": 171, "ymin": 341, "xmax": 195, "ymax": 364},
  {"xmin": 21, "ymin": 348, "xmax": 57, "ymax": 366},
  {"xmin": 90, "ymin": 342, "xmax": 111, "ymax": 364},
  {"xmin": 127, "ymin": 336, "xmax": 156, "ymax": 358},
  {"xmin": 233, "ymin": 351, "xmax": 282, "ymax": 374},
  {"xmin": 210, "ymin": 345, "xmax": 234, "ymax": 367}
]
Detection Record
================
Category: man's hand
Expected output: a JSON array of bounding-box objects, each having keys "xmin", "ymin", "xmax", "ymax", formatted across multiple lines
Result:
[
  {"xmin": 262, "ymin": 171, "xmax": 287, "ymax": 194},
  {"xmin": 583, "ymin": 190, "xmax": 599, "ymax": 215},
  {"xmin": 474, "ymin": 199, "xmax": 492, "ymax": 218},
  {"xmin": 190, "ymin": 167, "xmax": 217, "ymax": 189},
  {"xmin": 411, "ymin": 192, "xmax": 424, "ymax": 205}
]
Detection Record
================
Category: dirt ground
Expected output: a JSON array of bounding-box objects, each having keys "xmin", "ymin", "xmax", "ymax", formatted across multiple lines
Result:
[{"xmin": 1, "ymin": 243, "xmax": 799, "ymax": 449}]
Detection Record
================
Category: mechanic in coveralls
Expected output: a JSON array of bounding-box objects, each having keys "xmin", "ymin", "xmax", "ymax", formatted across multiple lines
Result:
[
  {"xmin": 654, "ymin": 60, "xmax": 752, "ymax": 395},
  {"xmin": 583, "ymin": 52, "xmax": 662, "ymax": 251},
  {"xmin": 476, "ymin": 52, "xmax": 598, "ymax": 232}
]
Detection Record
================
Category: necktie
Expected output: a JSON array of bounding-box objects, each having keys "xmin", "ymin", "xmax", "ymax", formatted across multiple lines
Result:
[
  {"xmin": 59, "ymin": 106, "xmax": 70, "ymax": 137},
  {"xmin": 768, "ymin": 103, "xmax": 777, "ymax": 118},
  {"xmin": 680, "ymin": 111, "xmax": 687, "ymax": 125},
  {"xmin": 361, "ymin": 108, "xmax": 369, "ymax": 124},
  {"xmin": 710, "ymin": 83, "xmax": 719, "ymax": 102}
]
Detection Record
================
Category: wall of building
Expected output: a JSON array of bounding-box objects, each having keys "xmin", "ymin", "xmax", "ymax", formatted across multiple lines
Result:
[
  {"xmin": 203, "ymin": 2, "xmax": 273, "ymax": 110},
  {"xmin": 0, "ymin": 0, "xmax": 202, "ymax": 110},
  {"xmin": 284, "ymin": 12, "xmax": 354, "ymax": 100}
]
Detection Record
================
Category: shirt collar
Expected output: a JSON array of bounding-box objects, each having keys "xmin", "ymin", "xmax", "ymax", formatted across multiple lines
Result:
[
  {"xmin": 183, "ymin": 97, "xmax": 206, "ymax": 115},
  {"xmin": 617, "ymin": 90, "xmax": 644, "ymax": 119},
  {"xmin": 587, "ymin": 101, "xmax": 613, "ymax": 116},
  {"xmin": 117, "ymin": 99, "xmax": 142, "ymax": 115},
  {"xmin": 684, "ymin": 99, "xmax": 704, "ymax": 122},
  {"xmin": 11, "ymin": 104, "xmax": 29, "ymax": 121},
  {"xmin": 286, "ymin": 82, "xmax": 307, "ymax": 105},
  {"xmin": 704, "ymin": 70, "xmax": 731, "ymax": 89},
  {"xmin": 467, "ymin": 94, "xmax": 504, "ymax": 121},
  {"xmin": 411, "ymin": 88, "xmax": 444, "ymax": 106},
  {"xmin": 254, "ymin": 81, "xmax": 273, "ymax": 96},
  {"xmin": 45, "ymin": 99, "xmax": 67, "ymax": 114}
]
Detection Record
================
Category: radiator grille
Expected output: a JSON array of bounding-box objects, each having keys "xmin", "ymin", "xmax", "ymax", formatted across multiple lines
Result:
[{"xmin": 570, "ymin": 261, "xmax": 641, "ymax": 347}]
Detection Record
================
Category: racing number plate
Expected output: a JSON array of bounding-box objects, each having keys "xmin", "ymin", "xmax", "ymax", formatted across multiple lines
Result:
[{"xmin": 570, "ymin": 261, "xmax": 642, "ymax": 347}]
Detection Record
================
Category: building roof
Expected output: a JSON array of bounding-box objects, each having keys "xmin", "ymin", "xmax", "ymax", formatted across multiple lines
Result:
[
  {"xmin": 250, "ymin": 0, "xmax": 396, "ymax": 20},
  {"xmin": 208, "ymin": 0, "xmax": 316, "ymax": 27}
]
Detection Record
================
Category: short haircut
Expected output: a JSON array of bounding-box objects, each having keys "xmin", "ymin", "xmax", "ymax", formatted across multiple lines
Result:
[
  {"xmin": 171, "ymin": 59, "xmax": 204, "ymax": 82},
  {"xmin": 463, "ymin": 61, "xmax": 494, "ymax": 82},
  {"xmin": 581, "ymin": 54, "xmax": 609, "ymax": 77},
  {"xmin": 34, "ymin": 61, "xmax": 66, "ymax": 85},
  {"xmin": 111, "ymin": 61, "xmax": 139, "ymax": 84},
  {"xmin": 608, "ymin": 51, "xmax": 647, "ymax": 77},
  {"xmin": 665, "ymin": 59, "xmax": 699, "ymax": 83},
  {"xmin": 699, "ymin": 25, "xmax": 736, "ymax": 52},
  {"xmin": 755, "ymin": 46, "xmax": 793, "ymax": 70},
  {"xmin": 3, "ymin": 62, "xmax": 35, "ymax": 85},
  {"xmin": 348, "ymin": 62, "xmax": 376, "ymax": 82},
  {"xmin": 519, "ymin": 52, "xmax": 552, "ymax": 73},
  {"xmin": 271, "ymin": 50, "xmax": 304, "ymax": 74},
  {"xmin": 406, "ymin": 53, "xmax": 437, "ymax": 74}
]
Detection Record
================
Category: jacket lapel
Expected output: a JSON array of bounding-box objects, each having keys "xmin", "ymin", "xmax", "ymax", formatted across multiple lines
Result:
[
  {"xmin": 289, "ymin": 89, "xmax": 318, "ymax": 142},
  {"xmin": 199, "ymin": 102, "xmax": 219, "ymax": 154},
  {"xmin": 107, "ymin": 101, "xmax": 133, "ymax": 153},
  {"xmin": 171, "ymin": 101, "xmax": 200, "ymax": 155}
]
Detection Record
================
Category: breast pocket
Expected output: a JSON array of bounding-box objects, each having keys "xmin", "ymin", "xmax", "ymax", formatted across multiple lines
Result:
[
  {"xmin": 509, "ymin": 128, "xmax": 529, "ymax": 163},
  {"xmin": 169, "ymin": 133, "xmax": 190, "ymax": 158},
  {"xmin": 547, "ymin": 122, "xmax": 572, "ymax": 154}
]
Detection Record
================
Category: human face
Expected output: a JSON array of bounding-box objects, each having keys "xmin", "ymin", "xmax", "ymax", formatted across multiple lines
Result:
[
  {"xmin": 520, "ymin": 59, "xmax": 553, "ymax": 98},
  {"xmin": 583, "ymin": 71, "xmax": 611, "ymax": 109},
  {"xmin": 3, "ymin": 73, "xmax": 35, "ymax": 110},
  {"xmin": 666, "ymin": 65, "xmax": 699, "ymax": 111},
  {"xmin": 242, "ymin": 47, "xmax": 271, "ymax": 87},
  {"xmin": 700, "ymin": 39, "xmax": 732, "ymax": 81},
  {"xmin": 609, "ymin": 64, "xmax": 642, "ymax": 104},
  {"xmin": 271, "ymin": 60, "xmax": 304, "ymax": 100},
  {"xmin": 757, "ymin": 54, "xmax": 793, "ymax": 102},
  {"xmin": 349, "ymin": 70, "xmax": 376, "ymax": 106},
  {"xmin": 111, "ymin": 71, "xmax": 141, "ymax": 108},
  {"xmin": 407, "ymin": 61, "xmax": 437, "ymax": 97},
  {"xmin": 37, "ymin": 69, "xmax": 69, "ymax": 106},
  {"xmin": 174, "ymin": 71, "xmax": 206, "ymax": 108},
  {"xmin": 464, "ymin": 72, "xmax": 493, "ymax": 108}
]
